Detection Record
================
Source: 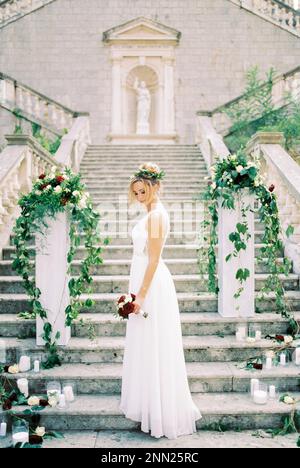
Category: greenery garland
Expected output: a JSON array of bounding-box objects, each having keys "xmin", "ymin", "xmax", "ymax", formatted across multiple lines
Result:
[
  {"xmin": 11, "ymin": 167, "xmax": 108, "ymax": 369},
  {"xmin": 198, "ymin": 150, "xmax": 299, "ymax": 336}
]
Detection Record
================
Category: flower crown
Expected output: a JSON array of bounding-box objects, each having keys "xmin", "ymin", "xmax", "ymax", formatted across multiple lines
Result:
[{"xmin": 131, "ymin": 164, "xmax": 165, "ymax": 181}]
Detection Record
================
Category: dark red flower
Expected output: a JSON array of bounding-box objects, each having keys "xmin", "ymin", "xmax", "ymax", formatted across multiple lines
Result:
[
  {"xmin": 8, "ymin": 391, "xmax": 18, "ymax": 402},
  {"xmin": 123, "ymin": 302, "xmax": 135, "ymax": 315},
  {"xmin": 117, "ymin": 295, "xmax": 126, "ymax": 304},
  {"xmin": 275, "ymin": 334, "xmax": 284, "ymax": 342},
  {"xmin": 3, "ymin": 399, "xmax": 12, "ymax": 410},
  {"xmin": 253, "ymin": 363, "xmax": 263, "ymax": 370},
  {"xmin": 60, "ymin": 195, "xmax": 70, "ymax": 206},
  {"xmin": 269, "ymin": 184, "xmax": 275, "ymax": 192},
  {"xmin": 38, "ymin": 174, "xmax": 46, "ymax": 180},
  {"xmin": 39, "ymin": 399, "xmax": 49, "ymax": 407},
  {"xmin": 56, "ymin": 175, "xmax": 65, "ymax": 184},
  {"xmin": 40, "ymin": 184, "xmax": 48, "ymax": 190},
  {"xmin": 29, "ymin": 435, "xmax": 43, "ymax": 445},
  {"xmin": 4, "ymin": 365, "xmax": 10, "ymax": 372}
]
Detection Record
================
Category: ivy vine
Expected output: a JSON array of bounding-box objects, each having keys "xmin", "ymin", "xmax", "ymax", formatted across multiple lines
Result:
[
  {"xmin": 11, "ymin": 167, "xmax": 109, "ymax": 369},
  {"xmin": 198, "ymin": 150, "xmax": 299, "ymax": 336}
]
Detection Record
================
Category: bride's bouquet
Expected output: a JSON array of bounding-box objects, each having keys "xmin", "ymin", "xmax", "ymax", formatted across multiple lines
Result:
[{"xmin": 114, "ymin": 293, "xmax": 148, "ymax": 319}]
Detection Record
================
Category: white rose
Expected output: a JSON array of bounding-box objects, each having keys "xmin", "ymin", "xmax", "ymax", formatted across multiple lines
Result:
[
  {"xmin": 118, "ymin": 302, "xmax": 125, "ymax": 308},
  {"xmin": 283, "ymin": 396, "xmax": 295, "ymax": 405},
  {"xmin": 8, "ymin": 364, "xmax": 19, "ymax": 374},
  {"xmin": 28, "ymin": 396, "xmax": 40, "ymax": 406},
  {"xmin": 284, "ymin": 335, "xmax": 293, "ymax": 344},
  {"xmin": 35, "ymin": 190, "xmax": 42, "ymax": 196},
  {"xmin": 236, "ymin": 165, "xmax": 244, "ymax": 173},
  {"xmin": 35, "ymin": 426, "xmax": 46, "ymax": 437},
  {"xmin": 211, "ymin": 183, "xmax": 217, "ymax": 190},
  {"xmin": 73, "ymin": 191, "xmax": 80, "ymax": 197},
  {"xmin": 48, "ymin": 396, "xmax": 58, "ymax": 407},
  {"xmin": 54, "ymin": 186, "xmax": 62, "ymax": 193},
  {"xmin": 230, "ymin": 155, "xmax": 237, "ymax": 161},
  {"xmin": 45, "ymin": 185, "xmax": 52, "ymax": 191},
  {"xmin": 78, "ymin": 199, "xmax": 87, "ymax": 209},
  {"xmin": 124, "ymin": 294, "xmax": 132, "ymax": 304},
  {"xmin": 254, "ymin": 179, "xmax": 260, "ymax": 187}
]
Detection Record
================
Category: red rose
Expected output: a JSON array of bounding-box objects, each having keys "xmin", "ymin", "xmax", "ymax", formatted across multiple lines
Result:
[
  {"xmin": 123, "ymin": 302, "xmax": 135, "ymax": 315},
  {"xmin": 56, "ymin": 175, "xmax": 65, "ymax": 184},
  {"xmin": 40, "ymin": 184, "xmax": 47, "ymax": 190},
  {"xmin": 253, "ymin": 363, "xmax": 263, "ymax": 370},
  {"xmin": 3, "ymin": 399, "xmax": 12, "ymax": 410},
  {"xmin": 275, "ymin": 334, "xmax": 284, "ymax": 341},
  {"xmin": 39, "ymin": 174, "xmax": 46, "ymax": 180},
  {"xmin": 39, "ymin": 399, "xmax": 49, "ymax": 407},
  {"xmin": 60, "ymin": 196, "xmax": 70, "ymax": 206},
  {"xmin": 29, "ymin": 435, "xmax": 43, "ymax": 445},
  {"xmin": 269, "ymin": 184, "xmax": 275, "ymax": 192},
  {"xmin": 117, "ymin": 295, "xmax": 126, "ymax": 304}
]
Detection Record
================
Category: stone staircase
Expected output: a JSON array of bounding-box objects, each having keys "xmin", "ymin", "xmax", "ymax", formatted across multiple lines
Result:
[{"xmin": 1, "ymin": 144, "xmax": 300, "ymax": 434}]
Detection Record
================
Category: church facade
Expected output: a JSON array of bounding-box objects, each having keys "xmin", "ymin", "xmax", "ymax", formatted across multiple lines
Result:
[{"xmin": 0, "ymin": 0, "xmax": 299, "ymax": 144}]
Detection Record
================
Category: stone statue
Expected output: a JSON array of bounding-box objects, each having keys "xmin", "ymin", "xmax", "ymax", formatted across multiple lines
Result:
[{"xmin": 133, "ymin": 78, "xmax": 151, "ymax": 134}]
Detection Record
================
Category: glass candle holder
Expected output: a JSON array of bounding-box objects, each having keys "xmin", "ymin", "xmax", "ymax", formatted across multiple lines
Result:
[
  {"xmin": 46, "ymin": 381, "xmax": 61, "ymax": 406},
  {"xmin": 236, "ymin": 324, "xmax": 246, "ymax": 341},
  {"xmin": 253, "ymin": 382, "xmax": 268, "ymax": 405},
  {"xmin": 268, "ymin": 384, "xmax": 277, "ymax": 400},
  {"xmin": 12, "ymin": 419, "xmax": 29, "ymax": 447},
  {"xmin": 62, "ymin": 381, "xmax": 76, "ymax": 402}
]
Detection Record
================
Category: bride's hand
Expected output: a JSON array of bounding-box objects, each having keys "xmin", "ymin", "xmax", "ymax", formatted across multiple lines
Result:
[{"xmin": 133, "ymin": 294, "xmax": 144, "ymax": 314}]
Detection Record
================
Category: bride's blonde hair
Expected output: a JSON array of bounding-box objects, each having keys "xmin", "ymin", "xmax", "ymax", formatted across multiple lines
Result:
[{"xmin": 128, "ymin": 162, "xmax": 164, "ymax": 205}]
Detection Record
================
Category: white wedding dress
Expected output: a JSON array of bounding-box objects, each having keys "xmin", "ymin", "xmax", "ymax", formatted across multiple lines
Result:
[{"xmin": 119, "ymin": 202, "xmax": 202, "ymax": 439}]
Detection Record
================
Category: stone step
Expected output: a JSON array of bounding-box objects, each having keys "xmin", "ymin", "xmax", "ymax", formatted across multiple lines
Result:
[
  {"xmin": 3, "ymin": 335, "xmax": 296, "ymax": 364},
  {"xmin": 0, "ymin": 273, "xmax": 297, "ymax": 294},
  {"xmin": 2, "ymin": 243, "xmax": 285, "ymax": 260},
  {"xmin": 0, "ymin": 290, "xmax": 299, "ymax": 314},
  {"xmin": 86, "ymin": 190, "xmax": 205, "ymax": 198},
  {"xmin": 1, "ymin": 312, "xmax": 299, "ymax": 339},
  {"xmin": 3, "ymin": 360, "xmax": 300, "ymax": 396},
  {"xmin": 10, "ymin": 392, "xmax": 300, "ymax": 431},
  {"xmin": 83, "ymin": 155, "xmax": 205, "ymax": 161},
  {"xmin": 84, "ymin": 181, "xmax": 207, "ymax": 189},
  {"xmin": 1, "ymin": 257, "xmax": 290, "ymax": 276},
  {"xmin": 82, "ymin": 176, "xmax": 207, "ymax": 182}
]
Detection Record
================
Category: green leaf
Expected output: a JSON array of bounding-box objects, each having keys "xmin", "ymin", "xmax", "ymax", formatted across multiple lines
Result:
[{"xmin": 286, "ymin": 225, "xmax": 294, "ymax": 238}]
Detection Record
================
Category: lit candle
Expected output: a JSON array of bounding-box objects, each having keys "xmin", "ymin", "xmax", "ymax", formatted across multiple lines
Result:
[
  {"xmin": 17, "ymin": 378, "xmax": 29, "ymax": 398},
  {"xmin": 265, "ymin": 357, "xmax": 272, "ymax": 369},
  {"xmin": 63, "ymin": 385, "xmax": 74, "ymax": 402},
  {"xmin": 12, "ymin": 432, "xmax": 29, "ymax": 447},
  {"xmin": 280, "ymin": 353, "xmax": 286, "ymax": 366},
  {"xmin": 58, "ymin": 394, "xmax": 66, "ymax": 409},
  {"xmin": 34, "ymin": 360, "xmax": 40, "ymax": 373},
  {"xmin": 253, "ymin": 389, "xmax": 268, "ymax": 405},
  {"xmin": 18, "ymin": 356, "xmax": 31, "ymax": 372},
  {"xmin": 250, "ymin": 379, "xmax": 259, "ymax": 396},
  {"xmin": 0, "ymin": 422, "xmax": 7, "ymax": 437},
  {"xmin": 255, "ymin": 330, "xmax": 262, "ymax": 340},
  {"xmin": 269, "ymin": 385, "xmax": 276, "ymax": 399}
]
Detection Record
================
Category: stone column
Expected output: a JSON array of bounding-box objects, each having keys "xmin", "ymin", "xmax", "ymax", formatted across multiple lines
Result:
[
  {"xmin": 36, "ymin": 211, "xmax": 71, "ymax": 346},
  {"xmin": 163, "ymin": 58, "xmax": 175, "ymax": 134},
  {"xmin": 218, "ymin": 191, "xmax": 255, "ymax": 317},
  {"xmin": 111, "ymin": 57, "xmax": 122, "ymax": 134}
]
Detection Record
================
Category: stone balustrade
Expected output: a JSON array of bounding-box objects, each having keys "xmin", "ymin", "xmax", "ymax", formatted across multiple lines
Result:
[
  {"xmin": 0, "ymin": 0, "xmax": 55, "ymax": 27},
  {"xmin": 55, "ymin": 116, "xmax": 91, "ymax": 172},
  {"xmin": 0, "ymin": 72, "xmax": 79, "ymax": 136},
  {"xmin": 195, "ymin": 115, "xmax": 230, "ymax": 167},
  {"xmin": 197, "ymin": 65, "xmax": 300, "ymax": 136},
  {"xmin": 246, "ymin": 132, "xmax": 300, "ymax": 273},
  {"xmin": 0, "ymin": 134, "xmax": 60, "ymax": 251},
  {"xmin": 229, "ymin": 0, "xmax": 300, "ymax": 36}
]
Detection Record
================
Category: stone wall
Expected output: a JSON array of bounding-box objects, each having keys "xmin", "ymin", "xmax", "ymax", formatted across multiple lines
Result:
[
  {"xmin": 0, "ymin": 0, "xmax": 299, "ymax": 144},
  {"xmin": 0, "ymin": 107, "xmax": 15, "ymax": 150}
]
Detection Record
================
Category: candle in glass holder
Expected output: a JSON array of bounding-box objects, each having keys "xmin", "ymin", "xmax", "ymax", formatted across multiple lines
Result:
[
  {"xmin": 63, "ymin": 385, "xmax": 75, "ymax": 402},
  {"xmin": 47, "ymin": 381, "xmax": 61, "ymax": 403},
  {"xmin": 265, "ymin": 357, "xmax": 272, "ymax": 369},
  {"xmin": 12, "ymin": 420, "xmax": 29, "ymax": 447},
  {"xmin": 18, "ymin": 355, "xmax": 31, "ymax": 372},
  {"xmin": 34, "ymin": 360, "xmax": 40, "ymax": 373},
  {"xmin": 253, "ymin": 389, "xmax": 268, "ymax": 405},
  {"xmin": 269, "ymin": 385, "xmax": 276, "ymax": 399},
  {"xmin": 250, "ymin": 379, "xmax": 259, "ymax": 397},
  {"xmin": 0, "ymin": 422, "xmax": 7, "ymax": 437},
  {"xmin": 17, "ymin": 378, "xmax": 29, "ymax": 398},
  {"xmin": 280, "ymin": 353, "xmax": 286, "ymax": 366},
  {"xmin": 255, "ymin": 330, "xmax": 262, "ymax": 340}
]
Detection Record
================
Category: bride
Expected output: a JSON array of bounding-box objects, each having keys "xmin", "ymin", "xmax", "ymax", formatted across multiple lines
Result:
[{"xmin": 119, "ymin": 162, "xmax": 202, "ymax": 439}]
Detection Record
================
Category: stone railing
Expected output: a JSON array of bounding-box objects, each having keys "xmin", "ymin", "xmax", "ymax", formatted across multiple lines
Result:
[
  {"xmin": 228, "ymin": 0, "xmax": 300, "ymax": 36},
  {"xmin": 0, "ymin": 72, "xmax": 84, "ymax": 136},
  {"xmin": 195, "ymin": 115, "xmax": 230, "ymax": 168},
  {"xmin": 55, "ymin": 116, "xmax": 91, "ymax": 172},
  {"xmin": 197, "ymin": 65, "xmax": 300, "ymax": 136},
  {"xmin": 0, "ymin": 0, "xmax": 56, "ymax": 28},
  {"xmin": 246, "ymin": 132, "xmax": 300, "ymax": 274},
  {"xmin": 0, "ymin": 134, "xmax": 59, "ymax": 251}
]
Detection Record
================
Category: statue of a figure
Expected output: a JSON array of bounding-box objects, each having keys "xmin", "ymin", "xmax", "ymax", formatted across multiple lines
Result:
[{"xmin": 133, "ymin": 78, "xmax": 151, "ymax": 134}]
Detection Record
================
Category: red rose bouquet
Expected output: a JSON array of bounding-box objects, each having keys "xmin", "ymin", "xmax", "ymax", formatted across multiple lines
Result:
[{"xmin": 114, "ymin": 293, "xmax": 148, "ymax": 319}]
